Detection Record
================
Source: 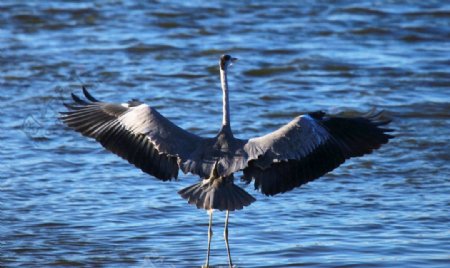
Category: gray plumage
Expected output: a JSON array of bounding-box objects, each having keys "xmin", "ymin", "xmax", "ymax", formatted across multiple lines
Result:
[
  {"xmin": 60, "ymin": 54, "xmax": 393, "ymax": 267},
  {"xmin": 61, "ymin": 55, "xmax": 393, "ymax": 209}
]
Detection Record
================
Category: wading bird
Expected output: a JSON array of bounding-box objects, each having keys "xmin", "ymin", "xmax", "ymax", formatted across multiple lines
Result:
[{"xmin": 61, "ymin": 55, "xmax": 393, "ymax": 267}]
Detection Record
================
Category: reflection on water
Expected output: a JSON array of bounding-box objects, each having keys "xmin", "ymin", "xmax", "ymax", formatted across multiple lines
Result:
[{"xmin": 1, "ymin": 1, "xmax": 449, "ymax": 267}]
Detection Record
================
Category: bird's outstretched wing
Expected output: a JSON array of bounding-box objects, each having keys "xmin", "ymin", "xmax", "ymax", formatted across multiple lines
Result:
[
  {"xmin": 60, "ymin": 87, "xmax": 203, "ymax": 181},
  {"xmin": 242, "ymin": 111, "xmax": 394, "ymax": 196}
]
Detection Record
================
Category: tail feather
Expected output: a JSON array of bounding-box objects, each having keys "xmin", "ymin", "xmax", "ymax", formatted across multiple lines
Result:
[{"xmin": 178, "ymin": 178, "xmax": 256, "ymax": 211}]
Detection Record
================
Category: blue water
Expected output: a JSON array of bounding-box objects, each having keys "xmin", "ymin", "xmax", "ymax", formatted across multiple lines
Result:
[{"xmin": 1, "ymin": 1, "xmax": 449, "ymax": 267}]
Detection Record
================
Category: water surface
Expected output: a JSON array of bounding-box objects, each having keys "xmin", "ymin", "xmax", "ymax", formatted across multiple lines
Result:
[{"xmin": 1, "ymin": 1, "xmax": 449, "ymax": 267}]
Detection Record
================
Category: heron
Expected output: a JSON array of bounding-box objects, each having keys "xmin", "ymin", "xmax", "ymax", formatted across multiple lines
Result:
[{"xmin": 60, "ymin": 54, "xmax": 393, "ymax": 267}]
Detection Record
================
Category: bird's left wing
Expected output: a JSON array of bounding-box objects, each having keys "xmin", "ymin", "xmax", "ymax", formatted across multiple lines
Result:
[
  {"xmin": 242, "ymin": 111, "xmax": 393, "ymax": 196},
  {"xmin": 60, "ymin": 87, "xmax": 204, "ymax": 181}
]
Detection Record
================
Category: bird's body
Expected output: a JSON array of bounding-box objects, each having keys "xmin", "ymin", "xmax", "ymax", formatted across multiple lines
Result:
[{"xmin": 61, "ymin": 55, "xmax": 393, "ymax": 267}]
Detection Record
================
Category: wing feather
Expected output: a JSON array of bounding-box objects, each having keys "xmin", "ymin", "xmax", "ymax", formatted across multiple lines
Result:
[
  {"xmin": 60, "ymin": 88, "xmax": 203, "ymax": 181},
  {"xmin": 242, "ymin": 111, "xmax": 393, "ymax": 196}
]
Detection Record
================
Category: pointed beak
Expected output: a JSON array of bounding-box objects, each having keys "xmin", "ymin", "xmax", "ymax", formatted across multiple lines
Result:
[{"xmin": 229, "ymin": 57, "xmax": 238, "ymax": 66}]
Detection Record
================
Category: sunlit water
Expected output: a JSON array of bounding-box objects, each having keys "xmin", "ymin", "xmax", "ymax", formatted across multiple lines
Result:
[{"xmin": 1, "ymin": 1, "xmax": 449, "ymax": 267}]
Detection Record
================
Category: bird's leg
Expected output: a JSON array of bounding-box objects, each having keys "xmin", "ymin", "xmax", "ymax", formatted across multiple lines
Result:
[
  {"xmin": 224, "ymin": 210, "xmax": 233, "ymax": 267},
  {"xmin": 204, "ymin": 209, "xmax": 213, "ymax": 268}
]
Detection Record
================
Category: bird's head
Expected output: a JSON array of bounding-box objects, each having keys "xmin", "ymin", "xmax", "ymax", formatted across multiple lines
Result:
[{"xmin": 220, "ymin": 54, "xmax": 238, "ymax": 70}]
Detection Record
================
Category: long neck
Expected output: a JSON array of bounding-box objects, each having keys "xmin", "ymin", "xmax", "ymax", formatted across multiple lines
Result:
[{"xmin": 220, "ymin": 68, "xmax": 231, "ymax": 128}]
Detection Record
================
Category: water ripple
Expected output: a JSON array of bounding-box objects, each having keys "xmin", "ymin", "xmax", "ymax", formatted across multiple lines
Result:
[{"xmin": 1, "ymin": 0, "xmax": 449, "ymax": 267}]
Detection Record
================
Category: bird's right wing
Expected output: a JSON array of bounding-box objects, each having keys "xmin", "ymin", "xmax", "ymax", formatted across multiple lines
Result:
[
  {"xmin": 60, "ymin": 87, "xmax": 204, "ymax": 181},
  {"xmin": 242, "ymin": 111, "xmax": 393, "ymax": 195}
]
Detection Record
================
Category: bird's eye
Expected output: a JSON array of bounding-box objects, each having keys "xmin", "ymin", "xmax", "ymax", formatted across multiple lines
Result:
[{"xmin": 224, "ymin": 55, "xmax": 231, "ymax": 61}]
